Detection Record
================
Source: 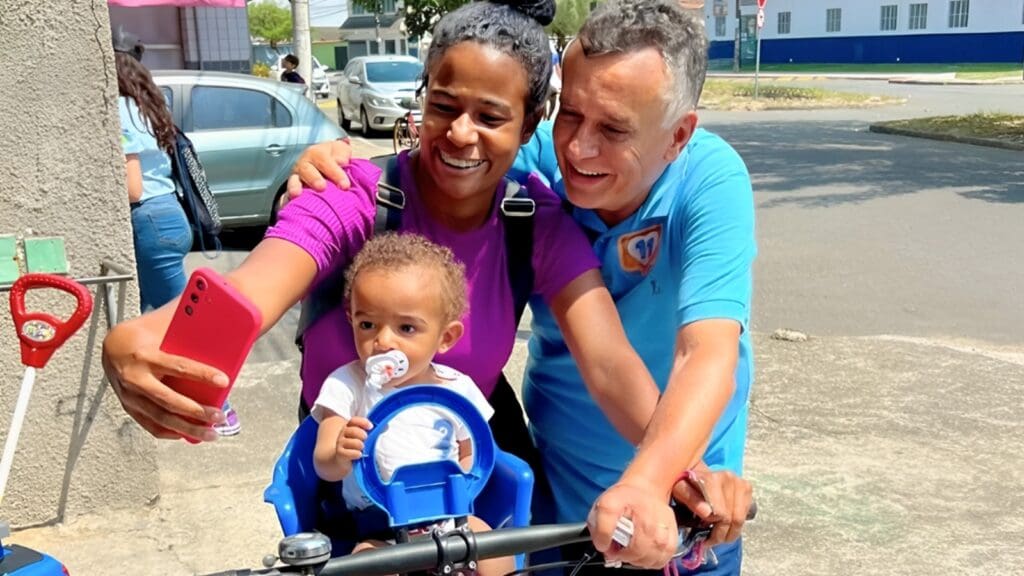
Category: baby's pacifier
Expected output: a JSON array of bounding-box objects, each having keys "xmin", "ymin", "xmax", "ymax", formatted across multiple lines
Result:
[{"xmin": 365, "ymin": 350, "xmax": 409, "ymax": 389}]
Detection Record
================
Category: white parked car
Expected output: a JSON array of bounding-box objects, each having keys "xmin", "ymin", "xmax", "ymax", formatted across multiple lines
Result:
[{"xmin": 337, "ymin": 55, "xmax": 423, "ymax": 136}]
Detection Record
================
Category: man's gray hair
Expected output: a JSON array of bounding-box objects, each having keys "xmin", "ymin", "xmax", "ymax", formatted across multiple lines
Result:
[{"xmin": 577, "ymin": 0, "xmax": 708, "ymax": 123}]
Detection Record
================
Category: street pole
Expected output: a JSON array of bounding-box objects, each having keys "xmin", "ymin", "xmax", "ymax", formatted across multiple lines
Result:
[
  {"xmin": 733, "ymin": 0, "xmax": 740, "ymax": 72},
  {"xmin": 754, "ymin": 15, "xmax": 762, "ymax": 99},
  {"xmin": 291, "ymin": 0, "xmax": 313, "ymax": 101}
]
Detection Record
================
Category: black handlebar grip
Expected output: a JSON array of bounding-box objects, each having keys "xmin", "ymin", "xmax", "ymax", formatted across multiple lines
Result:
[{"xmin": 672, "ymin": 499, "xmax": 758, "ymax": 528}]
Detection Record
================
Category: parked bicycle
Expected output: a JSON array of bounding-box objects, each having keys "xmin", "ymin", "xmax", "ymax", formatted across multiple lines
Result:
[{"xmin": 393, "ymin": 96, "xmax": 421, "ymax": 154}]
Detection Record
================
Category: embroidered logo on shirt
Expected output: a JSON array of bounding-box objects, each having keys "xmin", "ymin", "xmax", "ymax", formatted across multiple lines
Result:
[{"xmin": 617, "ymin": 224, "xmax": 662, "ymax": 275}]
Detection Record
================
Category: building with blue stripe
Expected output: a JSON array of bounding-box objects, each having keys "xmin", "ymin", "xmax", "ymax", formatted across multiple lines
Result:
[{"xmin": 705, "ymin": 0, "xmax": 1024, "ymax": 65}]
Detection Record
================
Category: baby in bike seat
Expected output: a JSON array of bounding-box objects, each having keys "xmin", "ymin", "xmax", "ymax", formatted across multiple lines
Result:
[{"xmin": 310, "ymin": 233, "xmax": 513, "ymax": 576}]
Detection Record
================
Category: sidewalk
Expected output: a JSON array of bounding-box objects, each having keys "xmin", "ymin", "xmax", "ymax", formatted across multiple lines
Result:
[{"xmin": 7, "ymin": 328, "xmax": 1023, "ymax": 575}]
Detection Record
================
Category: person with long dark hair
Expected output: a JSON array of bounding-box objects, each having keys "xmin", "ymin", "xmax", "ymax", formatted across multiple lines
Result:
[{"xmin": 112, "ymin": 28, "xmax": 240, "ymax": 436}]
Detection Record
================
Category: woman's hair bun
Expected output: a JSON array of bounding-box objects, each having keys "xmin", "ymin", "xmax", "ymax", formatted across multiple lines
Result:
[{"xmin": 491, "ymin": 0, "xmax": 557, "ymax": 26}]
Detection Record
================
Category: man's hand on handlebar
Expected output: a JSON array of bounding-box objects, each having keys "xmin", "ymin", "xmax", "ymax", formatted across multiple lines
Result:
[
  {"xmin": 672, "ymin": 466, "xmax": 753, "ymax": 548},
  {"xmin": 588, "ymin": 480, "xmax": 678, "ymax": 569},
  {"xmin": 285, "ymin": 139, "xmax": 355, "ymax": 201},
  {"xmin": 588, "ymin": 467, "xmax": 753, "ymax": 569}
]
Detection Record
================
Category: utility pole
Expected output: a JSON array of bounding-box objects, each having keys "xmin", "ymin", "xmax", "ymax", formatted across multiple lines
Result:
[
  {"xmin": 291, "ymin": 0, "xmax": 314, "ymax": 100},
  {"xmin": 373, "ymin": 0, "xmax": 384, "ymax": 55},
  {"xmin": 732, "ymin": 0, "xmax": 740, "ymax": 72}
]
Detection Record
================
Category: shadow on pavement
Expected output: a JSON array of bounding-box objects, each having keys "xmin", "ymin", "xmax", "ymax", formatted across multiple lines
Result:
[{"xmin": 712, "ymin": 121, "xmax": 1024, "ymax": 207}]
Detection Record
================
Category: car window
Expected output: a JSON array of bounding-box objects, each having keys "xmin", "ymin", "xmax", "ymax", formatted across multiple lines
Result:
[
  {"xmin": 365, "ymin": 61, "xmax": 422, "ymax": 83},
  {"xmin": 191, "ymin": 86, "xmax": 292, "ymax": 130},
  {"xmin": 160, "ymin": 86, "xmax": 173, "ymax": 111}
]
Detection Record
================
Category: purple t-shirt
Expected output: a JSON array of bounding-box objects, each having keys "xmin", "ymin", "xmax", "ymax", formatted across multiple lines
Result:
[{"xmin": 266, "ymin": 152, "xmax": 599, "ymax": 406}]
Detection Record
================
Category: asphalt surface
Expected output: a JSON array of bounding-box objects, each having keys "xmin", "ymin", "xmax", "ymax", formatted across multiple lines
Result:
[{"xmin": 7, "ymin": 79, "xmax": 1023, "ymax": 576}]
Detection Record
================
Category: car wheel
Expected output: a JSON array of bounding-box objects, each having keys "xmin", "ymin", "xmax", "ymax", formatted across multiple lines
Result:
[
  {"xmin": 360, "ymin": 107, "xmax": 371, "ymax": 137},
  {"xmin": 339, "ymin": 100, "xmax": 351, "ymax": 131}
]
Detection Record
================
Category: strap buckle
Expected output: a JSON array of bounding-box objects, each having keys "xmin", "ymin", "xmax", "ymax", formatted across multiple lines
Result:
[
  {"xmin": 500, "ymin": 197, "xmax": 535, "ymax": 218},
  {"xmin": 376, "ymin": 183, "xmax": 406, "ymax": 210}
]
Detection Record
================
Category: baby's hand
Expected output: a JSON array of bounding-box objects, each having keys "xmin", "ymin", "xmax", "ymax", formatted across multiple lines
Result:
[{"xmin": 336, "ymin": 416, "xmax": 373, "ymax": 462}]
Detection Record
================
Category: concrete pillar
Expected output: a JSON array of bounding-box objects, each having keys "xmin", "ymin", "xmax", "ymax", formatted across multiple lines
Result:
[{"xmin": 0, "ymin": 0, "xmax": 158, "ymax": 526}]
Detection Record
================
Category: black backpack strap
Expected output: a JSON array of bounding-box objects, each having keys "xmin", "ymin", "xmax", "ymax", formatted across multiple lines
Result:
[
  {"xmin": 499, "ymin": 179, "xmax": 536, "ymax": 327},
  {"xmin": 370, "ymin": 155, "xmax": 405, "ymax": 234},
  {"xmin": 295, "ymin": 155, "xmax": 405, "ymax": 351}
]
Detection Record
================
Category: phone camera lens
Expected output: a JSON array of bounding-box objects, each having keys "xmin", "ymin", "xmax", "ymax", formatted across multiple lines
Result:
[
  {"xmin": 185, "ymin": 305, "xmax": 194, "ymax": 316},
  {"xmin": 196, "ymin": 279, "xmax": 207, "ymax": 291},
  {"xmin": 190, "ymin": 293, "xmax": 199, "ymax": 303}
]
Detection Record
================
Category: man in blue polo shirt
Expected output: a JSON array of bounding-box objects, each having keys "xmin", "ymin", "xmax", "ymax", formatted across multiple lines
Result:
[
  {"xmin": 511, "ymin": 1, "xmax": 755, "ymax": 573},
  {"xmin": 285, "ymin": 0, "xmax": 754, "ymax": 569}
]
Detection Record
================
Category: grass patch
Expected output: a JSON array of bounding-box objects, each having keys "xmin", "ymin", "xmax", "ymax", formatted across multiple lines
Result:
[
  {"xmin": 877, "ymin": 113, "xmax": 1024, "ymax": 146},
  {"xmin": 954, "ymin": 70, "xmax": 1023, "ymax": 80},
  {"xmin": 701, "ymin": 79, "xmax": 901, "ymax": 111},
  {"xmin": 743, "ymin": 62, "xmax": 1022, "ymax": 75}
]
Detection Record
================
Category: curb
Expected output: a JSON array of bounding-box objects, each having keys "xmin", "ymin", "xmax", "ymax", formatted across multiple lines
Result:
[
  {"xmin": 868, "ymin": 123, "xmax": 1024, "ymax": 152},
  {"xmin": 888, "ymin": 78, "xmax": 1023, "ymax": 86}
]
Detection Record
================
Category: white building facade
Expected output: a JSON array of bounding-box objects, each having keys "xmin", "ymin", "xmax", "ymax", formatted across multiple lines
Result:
[
  {"xmin": 705, "ymin": 0, "xmax": 1024, "ymax": 64},
  {"xmin": 340, "ymin": 0, "xmax": 415, "ymax": 60}
]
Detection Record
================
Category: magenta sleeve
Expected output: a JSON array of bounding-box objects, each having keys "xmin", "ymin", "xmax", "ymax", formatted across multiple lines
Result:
[
  {"xmin": 263, "ymin": 159, "xmax": 382, "ymax": 274},
  {"xmin": 527, "ymin": 174, "xmax": 601, "ymax": 304}
]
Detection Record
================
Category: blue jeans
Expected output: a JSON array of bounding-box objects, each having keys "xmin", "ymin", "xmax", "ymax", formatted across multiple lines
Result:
[{"xmin": 130, "ymin": 193, "xmax": 192, "ymax": 312}]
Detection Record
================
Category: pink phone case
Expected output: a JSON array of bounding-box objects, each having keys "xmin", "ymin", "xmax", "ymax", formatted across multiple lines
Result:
[{"xmin": 160, "ymin": 267, "xmax": 262, "ymax": 417}]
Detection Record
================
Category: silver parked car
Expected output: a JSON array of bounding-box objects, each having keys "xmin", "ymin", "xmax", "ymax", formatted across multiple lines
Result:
[
  {"xmin": 153, "ymin": 70, "xmax": 346, "ymax": 229},
  {"xmin": 337, "ymin": 55, "xmax": 423, "ymax": 136}
]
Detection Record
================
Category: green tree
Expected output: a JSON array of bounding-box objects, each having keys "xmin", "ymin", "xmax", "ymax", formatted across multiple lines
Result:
[
  {"xmin": 248, "ymin": 1, "xmax": 292, "ymax": 48},
  {"xmin": 400, "ymin": 0, "xmax": 470, "ymax": 40},
  {"xmin": 547, "ymin": 0, "xmax": 589, "ymax": 51}
]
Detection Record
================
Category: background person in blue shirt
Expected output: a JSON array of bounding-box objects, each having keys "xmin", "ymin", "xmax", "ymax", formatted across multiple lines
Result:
[
  {"xmin": 113, "ymin": 29, "xmax": 192, "ymax": 314},
  {"xmin": 285, "ymin": 0, "xmax": 755, "ymax": 570},
  {"xmin": 113, "ymin": 29, "xmax": 241, "ymax": 437}
]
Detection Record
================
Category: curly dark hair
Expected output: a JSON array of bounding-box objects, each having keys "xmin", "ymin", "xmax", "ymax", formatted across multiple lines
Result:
[
  {"xmin": 115, "ymin": 52, "xmax": 175, "ymax": 154},
  {"xmin": 345, "ymin": 233, "xmax": 469, "ymax": 323},
  {"xmin": 425, "ymin": 0, "xmax": 555, "ymax": 118}
]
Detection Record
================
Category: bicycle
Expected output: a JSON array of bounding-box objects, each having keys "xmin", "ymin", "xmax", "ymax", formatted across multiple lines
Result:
[{"xmin": 393, "ymin": 97, "xmax": 421, "ymax": 154}]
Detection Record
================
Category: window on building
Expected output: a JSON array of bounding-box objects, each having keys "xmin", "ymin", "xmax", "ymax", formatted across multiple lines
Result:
[
  {"xmin": 909, "ymin": 3, "xmax": 928, "ymax": 29},
  {"xmin": 778, "ymin": 11, "xmax": 791, "ymax": 34},
  {"xmin": 715, "ymin": 16, "xmax": 726, "ymax": 37},
  {"xmin": 948, "ymin": 0, "xmax": 969, "ymax": 28},
  {"xmin": 351, "ymin": 0, "xmax": 395, "ymax": 14},
  {"xmin": 826, "ymin": 8, "xmax": 841, "ymax": 32},
  {"xmin": 880, "ymin": 5, "xmax": 898, "ymax": 31},
  {"xmin": 191, "ymin": 87, "xmax": 291, "ymax": 131}
]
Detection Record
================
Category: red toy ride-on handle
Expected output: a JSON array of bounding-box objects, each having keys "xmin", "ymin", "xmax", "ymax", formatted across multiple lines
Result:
[{"xmin": 9, "ymin": 273, "xmax": 93, "ymax": 369}]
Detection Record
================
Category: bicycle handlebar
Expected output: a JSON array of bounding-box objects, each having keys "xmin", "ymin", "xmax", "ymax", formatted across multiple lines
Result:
[{"xmin": 200, "ymin": 502, "xmax": 757, "ymax": 576}]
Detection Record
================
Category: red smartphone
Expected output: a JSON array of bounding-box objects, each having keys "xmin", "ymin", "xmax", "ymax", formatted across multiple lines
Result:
[{"xmin": 160, "ymin": 267, "xmax": 262, "ymax": 420}]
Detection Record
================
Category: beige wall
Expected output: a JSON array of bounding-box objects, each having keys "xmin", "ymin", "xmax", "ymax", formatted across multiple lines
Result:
[{"xmin": 0, "ymin": 0, "xmax": 158, "ymax": 526}]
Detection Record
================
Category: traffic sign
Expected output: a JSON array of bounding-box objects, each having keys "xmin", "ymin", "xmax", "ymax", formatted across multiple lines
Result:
[
  {"xmin": 757, "ymin": 0, "xmax": 767, "ymax": 9},
  {"xmin": 757, "ymin": 8, "xmax": 765, "ymax": 29}
]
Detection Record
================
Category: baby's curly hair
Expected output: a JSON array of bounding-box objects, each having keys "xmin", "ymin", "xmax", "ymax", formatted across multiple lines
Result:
[{"xmin": 344, "ymin": 233, "xmax": 469, "ymax": 323}]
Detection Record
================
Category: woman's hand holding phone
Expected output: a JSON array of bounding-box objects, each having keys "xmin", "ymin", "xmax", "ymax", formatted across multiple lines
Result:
[
  {"xmin": 103, "ymin": 312, "xmax": 230, "ymax": 442},
  {"xmin": 103, "ymin": 268, "xmax": 260, "ymax": 443}
]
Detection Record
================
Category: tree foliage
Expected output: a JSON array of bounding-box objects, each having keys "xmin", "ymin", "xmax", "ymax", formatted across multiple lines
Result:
[
  {"xmin": 248, "ymin": 1, "xmax": 292, "ymax": 48},
  {"xmin": 400, "ymin": 0, "xmax": 470, "ymax": 39},
  {"xmin": 547, "ymin": 0, "xmax": 589, "ymax": 50}
]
